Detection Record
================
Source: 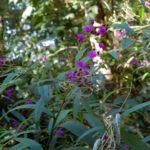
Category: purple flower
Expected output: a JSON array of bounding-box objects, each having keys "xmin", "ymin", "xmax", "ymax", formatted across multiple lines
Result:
[
  {"xmin": 91, "ymin": 18, "xmax": 95, "ymax": 24},
  {"xmin": 77, "ymin": 34, "xmax": 85, "ymax": 41},
  {"xmin": 19, "ymin": 125, "xmax": 24, "ymax": 130},
  {"xmin": 88, "ymin": 80, "xmax": 93, "ymax": 85},
  {"xmin": 124, "ymin": 144, "xmax": 129, "ymax": 149},
  {"xmin": 117, "ymin": 53, "xmax": 121, "ymax": 57},
  {"xmin": 13, "ymin": 121, "xmax": 19, "ymax": 127},
  {"xmin": 103, "ymin": 134, "xmax": 108, "ymax": 140},
  {"xmin": 83, "ymin": 24, "xmax": 92, "ymax": 32},
  {"xmin": 88, "ymin": 50, "xmax": 96, "ymax": 58},
  {"xmin": 66, "ymin": 71, "xmax": 74, "ymax": 78},
  {"xmin": 84, "ymin": 70, "xmax": 89, "ymax": 75},
  {"xmin": 116, "ymin": 30, "xmax": 121, "ymax": 37},
  {"xmin": 27, "ymin": 100, "xmax": 33, "ymax": 104},
  {"xmin": 55, "ymin": 129, "xmax": 64, "ymax": 136},
  {"xmin": 131, "ymin": 60, "xmax": 137, "ymax": 65},
  {"xmin": 59, "ymin": 58, "xmax": 66, "ymax": 62},
  {"xmin": 43, "ymin": 57, "xmax": 47, "ymax": 61},
  {"xmin": 99, "ymin": 42, "xmax": 104, "ymax": 48},
  {"xmin": 145, "ymin": 1, "xmax": 150, "ymax": 6},
  {"xmin": 77, "ymin": 60, "xmax": 85, "ymax": 68},
  {"xmin": 17, "ymin": 130, "xmax": 21, "ymax": 133},
  {"xmin": 7, "ymin": 88, "xmax": 14, "ymax": 99},
  {"xmin": 0, "ymin": 58, "xmax": 3, "ymax": 64},
  {"xmin": 97, "ymin": 26, "xmax": 106, "ymax": 35}
]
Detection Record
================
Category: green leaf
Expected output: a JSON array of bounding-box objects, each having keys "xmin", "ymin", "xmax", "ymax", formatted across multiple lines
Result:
[
  {"xmin": 56, "ymin": 72, "xmax": 66, "ymax": 81},
  {"xmin": 55, "ymin": 109, "xmax": 71, "ymax": 127},
  {"xmin": 139, "ymin": 7, "xmax": 144, "ymax": 23},
  {"xmin": 63, "ymin": 13, "xmax": 75, "ymax": 19},
  {"xmin": 140, "ymin": 86, "xmax": 150, "ymax": 93},
  {"xmin": 83, "ymin": 113, "xmax": 104, "ymax": 129},
  {"xmin": 38, "ymin": 85, "xmax": 52, "ymax": 104},
  {"xmin": 82, "ymin": 100, "xmax": 96, "ymax": 116},
  {"xmin": 75, "ymin": 48, "xmax": 87, "ymax": 62},
  {"xmin": 0, "ymin": 104, "xmax": 52, "ymax": 122},
  {"xmin": 15, "ymin": 138, "xmax": 43, "ymax": 150},
  {"xmin": 61, "ymin": 119, "xmax": 95, "ymax": 147},
  {"xmin": 110, "ymin": 24, "xmax": 135, "ymax": 36},
  {"xmin": 10, "ymin": 109, "xmax": 25, "ymax": 122},
  {"xmin": 122, "ymin": 101, "xmax": 150, "ymax": 117},
  {"xmin": 0, "ymin": 130, "xmax": 38, "ymax": 144},
  {"xmin": 143, "ymin": 136, "xmax": 150, "ymax": 143},
  {"xmin": 34, "ymin": 98, "xmax": 45, "ymax": 122},
  {"xmin": 121, "ymin": 129, "xmax": 149, "ymax": 150},
  {"xmin": 73, "ymin": 94, "xmax": 81, "ymax": 119},
  {"xmin": 122, "ymin": 38, "xmax": 132, "ymax": 49},
  {"xmin": 48, "ymin": 118, "xmax": 54, "ymax": 135},
  {"xmin": 77, "ymin": 126, "xmax": 103, "ymax": 143},
  {"xmin": 9, "ymin": 143, "xmax": 27, "ymax": 150},
  {"xmin": 0, "ymin": 70, "xmax": 21, "ymax": 94},
  {"xmin": 108, "ymin": 51, "xmax": 119, "ymax": 61}
]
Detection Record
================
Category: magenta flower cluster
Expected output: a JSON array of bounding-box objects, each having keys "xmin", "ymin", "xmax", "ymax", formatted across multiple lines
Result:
[
  {"xmin": 66, "ymin": 60, "xmax": 94, "ymax": 99},
  {"xmin": 99, "ymin": 42, "xmax": 104, "ymax": 48},
  {"xmin": 54, "ymin": 126, "xmax": 64, "ymax": 136},
  {"xmin": 27, "ymin": 100, "xmax": 33, "ymax": 104},
  {"xmin": 77, "ymin": 34, "xmax": 85, "ymax": 41},
  {"xmin": 83, "ymin": 24, "xmax": 92, "ymax": 32},
  {"xmin": 124, "ymin": 144, "xmax": 129, "ymax": 149},
  {"xmin": 97, "ymin": 26, "xmax": 107, "ymax": 35},
  {"xmin": 55, "ymin": 129, "xmax": 64, "ymax": 136},
  {"xmin": 90, "ymin": 18, "xmax": 95, "ymax": 24},
  {"xmin": 140, "ymin": 60, "xmax": 150, "ymax": 66},
  {"xmin": 40, "ymin": 57, "xmax": 47, "ymax": 62},
  {"xmin": 59, "ymin": 58, "xmax": 66, "ymax": 62},
  {"xmin": 103, "ymin": 134, "xmax": 108, "ymax": 140},
  {"xmin": 12, "ymin": 121, "xmax": 24, "ymax": 133},
  {"xmin": 7, "ymin": 88, "xmax": 14, "ymax": 101},
  {"xmin": 88, "ymin": 50, "xmax": 96, "ymax": 58},
  {"xmin": 77, "ymin": 18, "xmax": 106, "ymax": 41},
  {"xmin": 0, "ymin": 58, "xmax": 3, "ymax": 65}
]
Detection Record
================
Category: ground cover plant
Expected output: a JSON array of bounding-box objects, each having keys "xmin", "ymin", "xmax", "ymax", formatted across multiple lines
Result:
[{"xmin": 0, "ymin": 0, "xmax": 150, "ymax": 150}]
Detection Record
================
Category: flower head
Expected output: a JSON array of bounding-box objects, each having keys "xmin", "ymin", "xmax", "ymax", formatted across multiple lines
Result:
[
  {"xmin": 131, "ymin": 60, "xmax": 137, "ymax": 65},
  {"xmin": 117, "ymin": 53, "xmax": 121, "ymax": 57},
  {"xmin": 13, "ymin": 121, "xmax": 19, "ymax": 127},
  {"xmin": 88, "ymin": 50, "xmax": 96, "ymax": 58},
  {"xmin": 59, "ymin": 58, "xmax": 66, "ymax": 62},
  {"xmin": 124, "ymin": 144, "xmax": 129, "ymax": 149},
  {"xmin": 145, "ymin": 1, "xmax": 150, "ymax": 6},
  {"xmin": 90, "ymin": 18, "xmax": 95, "ymax": 24},
  {"xmin": 83, "ymin": 24, "xmax": 92, "ymax": 32},
  {"xmin": 0, "ymin": 58, "xmax": 3, "ymax": 64},
  {"xmin": 116, "ymin": 30, "xmax": 121, "ymax": 37},
  {"xmin": 99, "ymin": 42, "xmax": 104, "ymax": 48},
  {"xmin": 84, "ymin": 70, "xmax": 89, "ymax": 75},
  {"xmin": 88, "ymin": 80, "xmax": 93, "ymax": 85},
  {"xmin": 77, "ymin": 60, "xmax": 85, "ymax": 68},
  {"xmin": 27, "ymin": 100, "xmax": 33, "ymax": 104},
  {"xmin": 55, "ymin": 129, "xmax": 64, "ymax": 136},
  {"xmin": 103, "ymin": 134, "xmax": 108, "ymax": 140},
  {"xmin": 97, "ymin": 26, "xmax": 106, "ymax": 35},
  {"xmin": 77, "ymin": 34, "xmax": 85, "ymax": 41},
  {"xmin": 66, "ymin": 71, "xmax": 74, "ymax": 78},
  {"xmin": 19, "ymin": 125, "xmax": 24, "ymax": 130}
]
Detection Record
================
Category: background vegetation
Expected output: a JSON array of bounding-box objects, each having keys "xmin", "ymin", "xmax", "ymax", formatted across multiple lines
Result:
[{"xmin": 0, "ymin": 0, "xmax": 150, "ymax": 149}]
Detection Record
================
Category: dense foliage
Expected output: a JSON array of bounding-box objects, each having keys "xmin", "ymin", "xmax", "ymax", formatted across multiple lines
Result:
[{"xmin": 0, "ymin": 0, "xmax": 150, "ymax": 150}]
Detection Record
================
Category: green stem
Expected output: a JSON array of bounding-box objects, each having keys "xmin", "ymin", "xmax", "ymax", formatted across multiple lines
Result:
[{"xmin": 47, "ymin": 99, "xmax": 66, "ymax": 149}]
